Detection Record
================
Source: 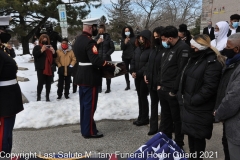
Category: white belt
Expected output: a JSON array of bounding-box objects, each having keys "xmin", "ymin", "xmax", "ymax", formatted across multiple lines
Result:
[
  {"xmin": 0, "ymin": 79, "xmax": 17, "ymax": 86},
  {"xmin": 79, "ymin": 62, "xmax": 92, "ymax": 66}
]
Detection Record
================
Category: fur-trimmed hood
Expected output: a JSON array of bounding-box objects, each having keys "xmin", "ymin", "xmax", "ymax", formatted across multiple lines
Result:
[{"xmin": 58, "ymin": 44, "xmax": 72, "ymax": 52}]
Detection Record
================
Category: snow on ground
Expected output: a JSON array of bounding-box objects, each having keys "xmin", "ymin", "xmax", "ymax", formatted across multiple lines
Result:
[{"xmin": 14, "ymin": 47, "xmax": 160, "ymax": 129}]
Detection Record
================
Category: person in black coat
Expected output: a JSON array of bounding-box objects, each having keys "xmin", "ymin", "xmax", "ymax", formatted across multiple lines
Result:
[
  {"xmin": 33, "ymin": 34, "xmax": 56, "ymax": 101},
  {"xmin": 95, "ymin": 24, "xmax": 115, "ymax": 93},
  {"xmin": 121, "ymin": 26, "xmax": 136, "ymax": 90},
  {"xmin": 178, "ymin": 24, "xmax": 192, "ymax": 46},
  {"xmin": 144, "ymin": 26, "xmax": 165, "ymax": 135},
  {"xmin": 203, "ymin": 21, "xmax": 215, "ymax": 40},
  {"xmin": 157, "ymin": 26, "xmax": 190, "ymax": 148},
  {"xmin": 35, "ymin": 22, "xmax": 62, "ymax": 82},
  {"xmin": 178, "ymin": 34, "xmax": 224, "ymax": 159},
  {"xmin": 130, "ymin": 30, "xmax": 152, "ymax": 126},
  {"xmin": 227, "ymin": 14, "xmax": 240, "ymax": 37},
  {"xmin": 0, "ymin": 16, "xmax": 24, "ymax": 155}
]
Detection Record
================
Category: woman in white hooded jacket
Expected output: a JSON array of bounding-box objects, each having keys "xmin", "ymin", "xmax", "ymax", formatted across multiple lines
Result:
[{"xmin": 211, "ymin": 21, "xmax": 229, "ymax": 52}]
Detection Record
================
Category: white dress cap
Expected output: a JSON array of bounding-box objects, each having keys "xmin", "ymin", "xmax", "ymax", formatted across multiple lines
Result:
[{"xmin": 82, "ymin": 17, "xmax": 100, "ymax": 25}]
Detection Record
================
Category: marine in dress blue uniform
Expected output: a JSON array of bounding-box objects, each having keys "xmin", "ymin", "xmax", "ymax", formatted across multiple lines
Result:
[
  {"xmin": 0, "ymin": 16, "xmax": 24, "ymax": 155},
  {"xmin": 73, "ymin": 18, "xmax": 121, "ymax": 138}
]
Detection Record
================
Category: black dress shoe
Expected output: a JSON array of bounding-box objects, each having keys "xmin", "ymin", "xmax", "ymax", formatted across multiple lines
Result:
[
  {"xmin": 57, "ymin": 96, "xmax": 61, "ymax": 100},
  {"xmin": 65, "ymin": 95, "xmax": 70, "ymax": 99},
  {"xmin": 133, "ymin": 120, "xmax": 139, "ymax": 125},
  {"xmin": 135, "ymin": 121, "xmax": 149, "ymax": 126},
  {"xmin": 105, "ymin": 89, "xmax": 111, "ymax": 93},
  {"xmin": 147, "ymin": 130, "xmax": 158, "ymax": 136},
  {"xmin": 83, "ymin": 132, "xmax": 104, "ymax": 139}
]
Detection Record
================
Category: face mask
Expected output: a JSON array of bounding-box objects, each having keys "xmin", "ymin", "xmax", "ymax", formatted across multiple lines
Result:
[
  {"xmin": 154, "ymin": 38, "xmax": 160, "ymax": 45},
  {"xmin": 42, "ymin": 41, "xmax": 48, "ymax": 45},
  {"xmin": 0, "ymin": 32, "xmax": 11, "ymax": 43},
  {"xmin": 125, "ymin": 32, "xmax": 130, "ymax": 37},
  {"xmin": 232, "ymin": 22, "xmax": 239, "ymax": 28},
  {"xmin": 138, "ymin": 39, "xmax": 144, "ymax": 45},
  {"xmin": 190, "ymin": 48, "xmax": 195, "ymax": 53},
  {"xmin": 61, "ymin": 44, "xmax": 68, "ymax": 50},
  {"xmin": 222, "ymin": 48, "xmax": 236, "ymax": 59},
  {"xmin": 214, "ymin": 32, "xmax": 219, "ymax": 38},
  {"xmin": 162, "ymin": 41, "xmax": 170, "ymax": 48}
]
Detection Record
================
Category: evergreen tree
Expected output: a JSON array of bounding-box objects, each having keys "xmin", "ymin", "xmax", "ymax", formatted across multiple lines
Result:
[
  {"xmin": 0, "ymin": 0, "xmax": 101, "ymax": 54},
  {"xmin": 190, "ymin": 16, "xmax": 201, "ymax": 36},
  {"xmin": 105, "ymin": 0, "xmax": 134, "ymax": 41}
]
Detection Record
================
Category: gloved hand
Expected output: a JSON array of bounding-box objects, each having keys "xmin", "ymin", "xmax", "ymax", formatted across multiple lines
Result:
[{"xmin": 114, "ymin": 66, "xmax": 121, "ymax": 76}]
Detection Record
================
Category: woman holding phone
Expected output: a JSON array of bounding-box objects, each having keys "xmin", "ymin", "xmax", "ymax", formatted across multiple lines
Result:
[
  {"xmin": 94, "ymin": 24, "xmax": 115, "ymax": 93},
  {"xmin": 33, "ymin": 34, "xmax": 56, "ymax": 101}
]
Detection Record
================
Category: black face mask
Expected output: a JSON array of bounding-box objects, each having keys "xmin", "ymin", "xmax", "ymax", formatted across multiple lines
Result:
[
  {"xmin": 189, "ymin": 48, "xmax": 202, "ymax": 58},
  {"xmin": 42, "ymin": 41, "xmax": 48, "ymax": 45},
  {"xmin": 0, "ymin": 32, "xmax": 11, "ymax": 43},
  {"xmin": 222, "ymin": 48, "xmax": 237, "ymax": 59},
  {"xmin": 154, "ymin": 38, "xmax": 160, "ymax": 45}
]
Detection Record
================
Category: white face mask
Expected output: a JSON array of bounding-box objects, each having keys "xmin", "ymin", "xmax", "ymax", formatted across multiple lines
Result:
[
  {"xmin": 125, "ymin": 32, "xmax": 130, "ymax": 37},
  {"xmin": 214, "ymin": 32, "xmax": 219, "ymax": 38}
]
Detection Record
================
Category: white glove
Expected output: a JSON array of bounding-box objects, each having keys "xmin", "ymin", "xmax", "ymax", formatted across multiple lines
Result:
[{"xmin": 114, "ymin": 66, "xmax": 121, "ymax": 76}]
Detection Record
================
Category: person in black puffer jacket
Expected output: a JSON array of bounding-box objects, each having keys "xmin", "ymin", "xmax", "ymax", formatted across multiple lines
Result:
[
  {"xmin": 178, "ymin": 34, "xmax": 225, "ymax": 160},
  {"xmin": 144, "ymin": 26, "xmax": 165, "ymax": 135},
  {"xmin": 130, "ymin": 30, "xmax": 152, "ymax": 126},
  {"xmin": 121, "ymin": 26, "xmax": 136, "ymax": 90},
  {"xmin": 95, "ymin": 24, "xmax": 115, "ymax": 93}
]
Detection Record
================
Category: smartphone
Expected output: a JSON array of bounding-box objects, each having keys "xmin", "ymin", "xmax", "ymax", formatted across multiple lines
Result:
[
  {"xmin": 100, "ymin": 35, "xmax": 104, "ymax": 39},
  {"xmin": 46, "ymin": 45, "xmax": 51, "ymax": 48}
]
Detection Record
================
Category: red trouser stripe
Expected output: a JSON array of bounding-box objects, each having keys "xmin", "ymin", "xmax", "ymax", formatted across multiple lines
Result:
[
  {"xmin": 90, "ymin": 87, "xmax": 96, "ymax": 135},
  {"xmin": 0, "ymin": 117, "xmax": 5, "ymax": 151}
]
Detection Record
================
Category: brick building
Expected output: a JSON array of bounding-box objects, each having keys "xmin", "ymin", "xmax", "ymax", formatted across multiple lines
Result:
[{"xmin": 201, "ymin": 0, "xmax": 240, "ymax": 32}]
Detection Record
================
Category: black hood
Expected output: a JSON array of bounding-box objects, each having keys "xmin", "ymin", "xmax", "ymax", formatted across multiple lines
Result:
[{"xmin": 138, "ymin": 30, "xmax": 152, "ymax": 41}]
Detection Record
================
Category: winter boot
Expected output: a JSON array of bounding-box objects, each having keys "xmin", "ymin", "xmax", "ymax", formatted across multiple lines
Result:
[
  {"xmin": 125, "ymin": 81, "xmax": 130, "ymax": 90},
  {"xmin": 98, "ymin": 86, "xmax": 102, "ymax": 93},
  {"xmin": 105, "ymin": 79, "xmax": 111, "ymax": 93},
  {"xmin": 37, "ymin": 94, "xmax": 41, "ymax": 101},
  {"xmin": 46, "ymin": 93, "xmax": 50, "ymax": 102}
]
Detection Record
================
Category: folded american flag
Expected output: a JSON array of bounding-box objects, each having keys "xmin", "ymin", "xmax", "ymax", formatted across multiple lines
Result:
[{"xmin": 127, "ymin": 132, "xmax": 187, "ymax": 160}]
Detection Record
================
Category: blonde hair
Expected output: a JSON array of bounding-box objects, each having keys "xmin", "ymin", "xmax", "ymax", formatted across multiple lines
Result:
[{"xmin": 193, "ymin": 34, "xmax": 226, "ymax": 66}]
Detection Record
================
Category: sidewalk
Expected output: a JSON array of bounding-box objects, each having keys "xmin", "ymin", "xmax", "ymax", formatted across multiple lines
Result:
[{"xmin": 12, "ymin": 120, "xmax": 224, "ymax": 160}]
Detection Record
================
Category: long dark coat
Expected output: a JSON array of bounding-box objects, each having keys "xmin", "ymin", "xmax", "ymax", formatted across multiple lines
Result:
[{"xmin": 178, "ymin": 48, "xmax": 223, "ymax": 139}]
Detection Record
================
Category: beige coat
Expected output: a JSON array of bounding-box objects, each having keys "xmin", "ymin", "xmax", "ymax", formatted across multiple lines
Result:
[{"xmin": 55, "ymin": 46, "xmax": 76, "ymax": 76}]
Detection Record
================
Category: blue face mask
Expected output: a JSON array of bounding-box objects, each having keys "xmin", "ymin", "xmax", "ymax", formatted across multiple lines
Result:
[
  {"xmin": 125, "ymin": 32, "xmax": 130, "ymax": 37},
  {"xmin": 162, "ymin": 41, "xmax": 170, "ymax": 48},
  {"xmin": 232, "ymin": 22, "xmax": 239, "ymax": 28}
]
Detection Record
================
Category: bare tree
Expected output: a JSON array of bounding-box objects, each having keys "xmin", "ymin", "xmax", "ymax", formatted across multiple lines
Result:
[
  {"xmin": 161, "ymin": 0, "xmax": 201, "ymax": 26},
  {"xmin": 132, "ymin": 0, "xmax": 165, "ymax": 30},
  {"xmin": 105, "ymin": 0, "xmax": 135, "ymax": 41}
]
